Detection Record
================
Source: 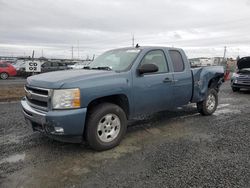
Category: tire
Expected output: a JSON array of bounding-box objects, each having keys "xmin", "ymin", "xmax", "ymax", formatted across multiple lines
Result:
[
  {"xmin": 232, "ymin": 87, "xmax": 240, "ymax": 92},
  {"xmin": 0, "ymin": 72, "xmax": 9, "ymax": 80},
  {"xmin": 85, "ymin": 103, "xmax": 127, "ymax": 151},
  {"xmin": 197, "ymin": 88, "xmax": 218, "ymax": 116}
]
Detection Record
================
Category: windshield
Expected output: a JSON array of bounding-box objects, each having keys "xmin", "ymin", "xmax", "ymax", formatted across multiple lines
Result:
[
  {"xmin": 13, "ymin": 61, "xmax": 25, "ymax": 67},
  {"xmin": 89, "ymin": 49, "xmax": 141, "ymax": 71}
]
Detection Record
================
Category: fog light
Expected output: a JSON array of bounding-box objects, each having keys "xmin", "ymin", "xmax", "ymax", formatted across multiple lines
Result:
[
  {"xmin": 54, "ymin": 127, "xmax": 64, "ymax": 133},
  {"xmin": 234, "ymin": 80, "xmax": 238, "ymax": 83}
]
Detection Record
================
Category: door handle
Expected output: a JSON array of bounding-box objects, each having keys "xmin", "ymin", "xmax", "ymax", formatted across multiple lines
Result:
[{"xmin": 163, "ymin": 77, "xmax": 173, "ymax": 83}]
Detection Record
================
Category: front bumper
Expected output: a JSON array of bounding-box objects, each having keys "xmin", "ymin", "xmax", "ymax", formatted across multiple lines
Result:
[
  {"xmin": 231, "ymin": 80, "xmax": 250, "ymax": 89},
  {"xmin": 21, "ymin": 97, "xmax": 87, "ymax": 143}
]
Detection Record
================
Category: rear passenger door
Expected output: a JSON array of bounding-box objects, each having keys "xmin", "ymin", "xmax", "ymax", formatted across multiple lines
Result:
[{"xmin": 168, "ymin": 50, "xmax": 193, "ymax": 106}]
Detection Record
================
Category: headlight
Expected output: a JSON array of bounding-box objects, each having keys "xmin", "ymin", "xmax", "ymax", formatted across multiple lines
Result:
[{"xmin": 52, "ymin": 88, "xmax": 80, "ymax": 109}]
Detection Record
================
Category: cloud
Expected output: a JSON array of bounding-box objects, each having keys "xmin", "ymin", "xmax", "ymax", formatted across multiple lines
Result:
[{"xmin": 0, "ymin": 0, "xmax": 250, "ymax": 58}]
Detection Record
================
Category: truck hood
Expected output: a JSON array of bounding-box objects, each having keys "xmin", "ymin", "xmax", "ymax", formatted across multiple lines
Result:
[
  {"xmin": 237, "ymin": 57, "xmax": 250, "ymax": 70},
  {"xmin": 26, "ymin": 69, "xmax": 117, "ymax": 89}
]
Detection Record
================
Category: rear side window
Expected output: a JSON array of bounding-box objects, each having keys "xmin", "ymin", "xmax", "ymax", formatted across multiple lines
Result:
[
  {"xmin": 169, "ymin": 50, "xmax": 185, "ymax": 72},
  {"xmin": 52, "ymin": 62, "xmax": 59, "ymax": 67},
  {"xmin": 60, "ymin": 63, "xmax": 66, "ymax": 66},
  {"xmin": 0, "ymin": 64, "xmax": 8, "ymax": 68},
  {"xmin": 43, "ymin": 62, "xmax": 51, "ymax": 67}
]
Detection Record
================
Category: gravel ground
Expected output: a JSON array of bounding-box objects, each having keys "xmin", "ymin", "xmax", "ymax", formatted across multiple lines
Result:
[
  {"xmin": 0, "ymin": 78, "xmax": 26, "ymax": 102},
  {"xmin": 0, "ymin": 77, "xmax": 26, "ymax": 86},
  {"xmin": 0, "ymin": 82, "xmax": 249, "ymax": 188}
]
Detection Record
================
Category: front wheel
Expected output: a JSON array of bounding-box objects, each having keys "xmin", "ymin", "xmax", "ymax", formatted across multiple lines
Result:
[
  {"xmin": 197, "ymin": 88, "xmax": 218, "ymax": 116},
  {"xmin": 85, "ymin": 103, "xmax": 127, "ymax": 151},
  {"xmin": 0, "ymin": 72, "xmax": 9, "ymax": 79}
]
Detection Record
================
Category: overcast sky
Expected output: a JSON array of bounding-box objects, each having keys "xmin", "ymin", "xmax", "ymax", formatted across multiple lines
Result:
[{"xmin": 0, "ymin": 0, "xmax": 250, "ymax": 59}]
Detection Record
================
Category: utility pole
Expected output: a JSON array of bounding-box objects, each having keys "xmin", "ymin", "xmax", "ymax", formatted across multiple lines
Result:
[
  {"xmin": 32, "ymin": 50, "xmax": 35, "ymax": 59},
  {"xmin": 41, "ymin": 49, "xmax": 44, "ymax": 57},
  {"xmin": 132, "ymin": 34, "xmax": 135, "ymax": 47},
  {"xmin": 77, "ymin": 40, "xmax": 79, "ymax": 59},
  {"xmin": 71, "ymin": 46, "xmax": 74, "ymax": 59},
  {"xmin": 223, "ymin": 46, "xmax": 227, "ymax": 60},
  {"xmin": 222, "ymin": 46, "xmax": 227, "ymax": 67}
]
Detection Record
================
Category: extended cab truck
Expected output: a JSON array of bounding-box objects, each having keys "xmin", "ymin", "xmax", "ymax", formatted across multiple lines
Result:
[{"xmin": 21, "ymin": 46, "xmax": 224, "ymax": 151}]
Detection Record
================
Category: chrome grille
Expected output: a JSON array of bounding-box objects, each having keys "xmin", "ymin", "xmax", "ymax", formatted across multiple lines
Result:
[
  {"xmin": 24, "ymin": 86, "xmax": 51, "ymax": 111},
  {"xmin": 238, "ymin": 75, "xmax": 250, "ymax": 85}
]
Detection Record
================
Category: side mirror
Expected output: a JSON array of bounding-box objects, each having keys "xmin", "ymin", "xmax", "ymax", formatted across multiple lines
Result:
[{"xmin": 138, "ymin": 63, "xmax": 158, "ymax": 74}]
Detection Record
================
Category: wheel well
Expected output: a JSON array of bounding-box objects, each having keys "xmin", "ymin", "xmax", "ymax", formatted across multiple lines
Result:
[
  {"xmin": 1, "ymin": 72, "xmax": 9, "ymax": 75},
  {"xmin": 87, "ymin": 94, "xmax": 130, "ymax": 119},
  {"xmin": 208, "ymin": 77, "xmax": 221, "ymax": 91}
]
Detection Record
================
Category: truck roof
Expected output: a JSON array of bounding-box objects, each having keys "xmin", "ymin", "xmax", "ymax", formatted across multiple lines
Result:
[{"xmin": 113, "ymin": 46, "xmax": 183, "ymax": 51}]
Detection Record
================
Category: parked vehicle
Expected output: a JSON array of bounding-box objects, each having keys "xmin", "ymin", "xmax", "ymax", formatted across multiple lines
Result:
[
  {"xmin": 15, "ymin": 61, "xmax": 71, "ymax": 77},
  {"xmin": 21, "ymin": 46, "xmax": 224, "ymax": 150},
  {"xmin": 13, "ymin": 60, "xmax": 28, "ymax": 77},
  {"xmin": 0, "ymin": 61, "xmax": 17, "ymax": 79},
  {"xmin": 231, "ymin": 56, "xmax": 250, "ymax": 92},
  {"xmin": 68, "ymin": 62, "xmax": 91, "ymax": 69},
  {"xmin": 13, "ymin": 60, "xmax": 26, "ymax": 70},
  {"xmin": 41, "ymin": 61, "xmax": 71, "ymax": 73}
]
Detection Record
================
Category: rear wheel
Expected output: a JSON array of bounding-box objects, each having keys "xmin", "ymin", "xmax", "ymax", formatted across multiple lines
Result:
[
  {"xmin": 0, "ymin": 72, "xmax": 9, "ymax": 79},
  {"xmin": 232, "ymin": 87, "xmax": 240, "ymax": 92},
  {"xmin": 197, "ymin": 88, "xmax": 218, "ymax": 115},
  {"xmin": 85, "ymin": 103, "xmax": 127, "ymax": 151}
]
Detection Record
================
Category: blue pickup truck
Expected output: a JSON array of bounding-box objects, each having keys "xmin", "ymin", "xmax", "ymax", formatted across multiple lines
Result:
[{"xmin": 21, "ymin": 46, "xmax": 224, "ymax": 150}]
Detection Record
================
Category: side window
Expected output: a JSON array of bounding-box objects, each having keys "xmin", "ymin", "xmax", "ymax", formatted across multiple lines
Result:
[
  {"xmin": 141, "ymin": 50, "xmax": 168, "ymax": 73},
  {"xmin": 169, "ymin": 50, "xmax": 185, "ymax": 72},
  {"xmin": 52, "ymin": 62, "xmax": 59, "ymax": 67},
  {"xmin": 42, "ymin": 62, "xmax": 50, "ymax": 67},
  {"xmin": 0, "ymin": 64, "xmax": 8, "ymax": 68}
]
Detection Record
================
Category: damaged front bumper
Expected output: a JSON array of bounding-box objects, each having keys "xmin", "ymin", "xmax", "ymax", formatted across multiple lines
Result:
[{"xmin": 21, "ymin": 97, "xmax": 87, "ymax": 143}]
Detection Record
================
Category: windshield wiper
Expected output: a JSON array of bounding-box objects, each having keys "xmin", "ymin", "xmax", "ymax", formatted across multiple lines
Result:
[
  {"xmin": 91, "ymin": 66, "xmax": 112, "ymax": 71},
  {"xmin": 83, "ymin": 66, "xmax": 91, "ymax": 69}
]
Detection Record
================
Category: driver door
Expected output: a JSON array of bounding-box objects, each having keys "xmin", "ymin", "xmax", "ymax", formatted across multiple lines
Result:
[{"xmin": 132, "ymin": 50, "xmax": 174, "ymax": 115}]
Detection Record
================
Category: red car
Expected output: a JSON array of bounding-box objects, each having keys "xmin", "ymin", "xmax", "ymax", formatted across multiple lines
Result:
[{"xmin": 0, "ymin": 61, "xmax": 17, "ymax": 79}]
